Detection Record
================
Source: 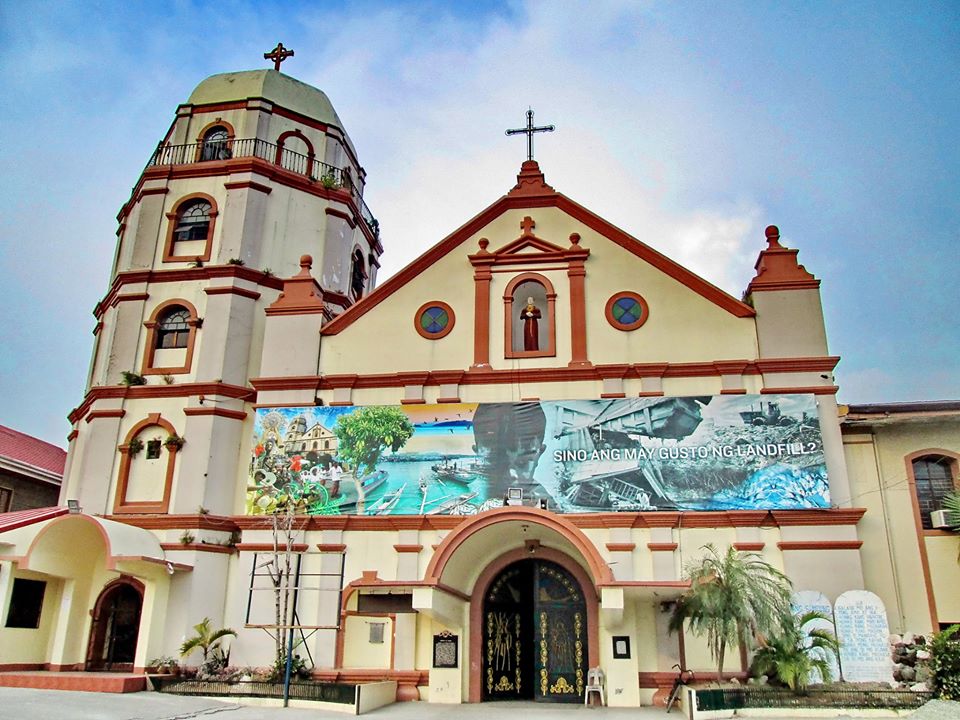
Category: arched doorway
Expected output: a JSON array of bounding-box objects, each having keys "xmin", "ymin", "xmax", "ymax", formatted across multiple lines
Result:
[
  {"xmin": 86, "ymin": 579, "xmax": 144, "ymax": 671},
  {"xmin": 482, "ymin": 559, "xmax": 587, "ymax": 703}
]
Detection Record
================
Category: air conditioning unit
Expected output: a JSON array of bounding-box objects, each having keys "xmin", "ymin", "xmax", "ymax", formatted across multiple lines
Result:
[{"xmin": 930, "ymin": 510, "xmax": 951, "ymax": 529}]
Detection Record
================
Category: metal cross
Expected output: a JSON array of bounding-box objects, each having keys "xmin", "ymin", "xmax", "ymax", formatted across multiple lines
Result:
[
  {"xmin": 264, "ymin": 43, "xmax": 295, "ymax": 71},
  {"xmin": 505, "ymin": 108, "xmax": 555, "ymax": 161}
]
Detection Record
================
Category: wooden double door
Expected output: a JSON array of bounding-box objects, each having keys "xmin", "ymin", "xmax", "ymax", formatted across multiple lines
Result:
[{"xmin": 482, "ymin": 559, "xmax": 587, "ymax": 702}]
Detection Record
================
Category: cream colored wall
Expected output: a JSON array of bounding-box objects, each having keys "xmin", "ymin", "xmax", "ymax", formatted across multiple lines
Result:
[
  {"xmin": 124, "ymin": 435, "xmax": 169, "ymax": 502},
  {"xmin": 600, "ymin": 599, "xmax": 644, "ymax": 706},
  {"xmin": 0, "ymin": 568, "xmax": 62, "ymax": 665},
  {"xmin": 845, "ymin": 418, "xmax": 959, "ymax": 633},
  {"xmin": 926, "ymin": 536, "xmax": 960, "ymax": 623},
  {"xmin": 342, "ymin": 615, "xmax": 393, "ymax": 668}
]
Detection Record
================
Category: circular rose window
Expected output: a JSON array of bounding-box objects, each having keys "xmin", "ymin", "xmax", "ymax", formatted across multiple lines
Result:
[
  {"xmin": 415, "ymin": 301, "xmax": 455, "ymax": 339},
  {"xmin": 605, "ymin": 292, "xmax": 649, "ymax": 331}
]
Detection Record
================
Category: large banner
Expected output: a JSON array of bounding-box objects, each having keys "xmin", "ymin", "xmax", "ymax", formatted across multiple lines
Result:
[{"xmin": 247, "ymin": 394, "xmax": 829, "ymax": 516}]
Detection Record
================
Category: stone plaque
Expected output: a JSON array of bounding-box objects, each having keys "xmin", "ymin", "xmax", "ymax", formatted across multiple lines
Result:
[
  {"xmin": 791, "ymin": 590, "xmax": 840, "ymax": 684},
  {"xmin": 834, "ymin": 590, "xmax": 894, "ymax": 683},
  {"xmin": 433, "ymin": 632, "xmax": 459, "ymax": 668}
]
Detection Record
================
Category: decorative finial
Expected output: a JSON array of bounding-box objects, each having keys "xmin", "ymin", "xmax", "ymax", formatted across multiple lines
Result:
[
  {"xmin": 764, "ymin": 225, "xmax": 782, "ymax": 248},
  {"xmin": 264, "ymin": 43, "xmax": 295, "ymax": 71},
  {"xmin": 505, "ymin": 108, "xmax": 555, "ymax": 162},
  {"xmin": 299, "ymin": 254, "xmax": 313, "ymax": 271}
]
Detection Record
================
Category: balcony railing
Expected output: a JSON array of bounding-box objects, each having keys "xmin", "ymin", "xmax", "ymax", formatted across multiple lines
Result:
[{"xmin": 147, "ymin": 138, "xmax": 380, "ymax": 241}]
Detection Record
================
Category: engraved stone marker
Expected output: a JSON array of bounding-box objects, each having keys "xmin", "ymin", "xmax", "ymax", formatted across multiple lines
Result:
[{"xmin": 834, "ymin": 590, "xmax": 894, "ymax": 683}]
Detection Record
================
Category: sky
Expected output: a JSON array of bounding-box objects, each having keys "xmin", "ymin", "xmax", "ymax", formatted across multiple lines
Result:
[{"xmin": 1, "ymin": 0, "xmax": 958, "ymax": 447}]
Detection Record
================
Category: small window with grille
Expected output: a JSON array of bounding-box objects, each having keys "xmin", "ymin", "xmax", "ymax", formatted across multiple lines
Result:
[{"xmin": 200, "ymin": 126, "xmax": 230, "ymax": 161}]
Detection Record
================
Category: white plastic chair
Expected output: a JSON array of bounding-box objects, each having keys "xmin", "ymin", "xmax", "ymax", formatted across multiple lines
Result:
[{"xmin": 584, "ymin": 666, "xmax": 605, "ymax": 706}]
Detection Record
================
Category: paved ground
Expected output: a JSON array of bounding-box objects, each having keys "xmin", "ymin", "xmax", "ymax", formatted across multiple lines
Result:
[
  {"xmin": 1, "ymin": 687, "xmax": 953, "ymax": 720},
  {"xmin": 0, "ymin": 690, "xmax": 671, "ymax": 720}
]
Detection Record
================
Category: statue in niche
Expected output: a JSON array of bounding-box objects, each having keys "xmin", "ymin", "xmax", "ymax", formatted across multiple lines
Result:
[{"xmin": 521, "ymin": 296, "xmax": 541, "ymax": 351}]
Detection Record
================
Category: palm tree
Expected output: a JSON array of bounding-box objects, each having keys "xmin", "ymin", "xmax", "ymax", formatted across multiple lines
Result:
[
  {"xmin": 669, "ymin": 544, "xmax": 793, "ymax": 683},
  {"xmin": 179, "ymin": 617, "xmax": 237, "ymax": 663},
  {"xmin": 750, "ymin": 610, "xmax": 841, "ymax": 692}
]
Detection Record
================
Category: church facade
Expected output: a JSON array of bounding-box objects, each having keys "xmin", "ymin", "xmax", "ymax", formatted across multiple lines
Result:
[{"xmin": 0, "ymin": 64, "xmax": 956, "ymax": 705}]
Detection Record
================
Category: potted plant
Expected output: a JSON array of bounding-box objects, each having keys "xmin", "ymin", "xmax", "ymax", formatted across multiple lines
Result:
[
  {"xmin": 165, "ymin": 434, "xmax": 185, "ymax": 450},
  {"xmin": 127, "ymin": 438, "xmax": 144, "ymax": 456}
]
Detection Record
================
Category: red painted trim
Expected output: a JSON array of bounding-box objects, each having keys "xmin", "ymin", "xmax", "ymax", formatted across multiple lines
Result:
[
  {"xmin": 67, "ymin": 429, "xmax": 78, "ymax": 442},
  {"xmin": 85, "ymin": 409, "xmax": 126, "ymax": 423},
  {"xmin": 605, "ymin": 543, "xmax": 636, "ymax": 552},
  {"xmin": 223, "ymin": 179, "xmax": 272, "ymax": 194},
  {"xmin": 317, "ymin": 543, "xmax": 347, "ymax": 552},
  {"xmin": 721, "ymin": 389, "xmax": 748, "ymax": 395},
  {"xmin": 204, "ymin": 285, "xmax": 261, "ymax": 300},
  {"xmin": 326, "ymin": 207, "xmax": 357, "ymax": 228},
  {"xmin": 183, "ymin": 406, "xmax": 247, "ymax": 420},
  {"xmin": 776, "ymin": 540, "xmax": 863, "ymax": 550},
  {"xmin": 413, "ymin": 301, "xmax": 455, "ymax": 340},
  {"xmin": 160, "ymin": 542, "xmax": 234, "ymax": 554},
  {"xmin": 69, "ymin": 382, "xmax": 253, "ymax": 424},
  {"xmin": 393, "ymin": 544, "xmax": 423, "ymax": 553},
  {"xmin": 425, "ymin": 506, "xmax": 613, "ymax": 587},
  {"xmin": 733, "ymin": 542, "xmax": 765, "ymax": 551},
  {"xmin": 647, "ymin": 542, "xmax": 678, "ymax": 551},
  {"xmin": 235, "ymin": 543, "xmax": 309, "ymax": 552},
  {"xmin": 113, "ymin": 292, "xmax": 150, "ymax": 305},
  {"xmin": 94, "ymin": 266, "xmax": 281, "ymax": 319},
  {"xmin": 761, "ymin": 386, "xmax": 838, "ymax": 395}
]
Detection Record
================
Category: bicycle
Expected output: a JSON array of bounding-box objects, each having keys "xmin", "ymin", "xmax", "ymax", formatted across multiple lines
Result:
[{"xmin": 664, "ymin": 663, "xmax": 695, "ymax": 713}]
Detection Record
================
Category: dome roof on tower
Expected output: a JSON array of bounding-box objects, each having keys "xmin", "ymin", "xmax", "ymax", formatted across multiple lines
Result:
[{"xmin": 188, "ymin": 69, "xmax": 347, "ymax": 130}]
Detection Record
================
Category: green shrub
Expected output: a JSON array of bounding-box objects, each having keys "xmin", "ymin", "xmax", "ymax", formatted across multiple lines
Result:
[{"xmin": 927, "ymin": 624, "xmax": 960, "ymax": 699}]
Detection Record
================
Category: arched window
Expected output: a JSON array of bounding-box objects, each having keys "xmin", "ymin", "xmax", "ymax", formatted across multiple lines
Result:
[
  {"xmin": 156, "ymin": 307, "xmax": 191, "ymax": 349},
  {"xmin": 174, "ymin": 200, "xmax": 211, "ymax": 242},
  {"xmin": 912, "ymin": 455, "xmax": 957, "ymax": 529},
  {"xmin": 164, "ymin": 194, "xmax": 217, "ymax": 262},
  {"xmin": 142, "ymin": 299, "xmax": 199, "ymax": 375},
  {"xmin": 200, "ymin": 126, "xmax": 230, "ymax": 161},
  {"xmin": 350, "ymin": 248, "xmax": 366, "ymax": 299}
]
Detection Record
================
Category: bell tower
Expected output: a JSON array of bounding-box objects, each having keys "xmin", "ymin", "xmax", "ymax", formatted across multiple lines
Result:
[{"xmin": 65, "ymin": 52, "xmax": 381, "ymax": 517}]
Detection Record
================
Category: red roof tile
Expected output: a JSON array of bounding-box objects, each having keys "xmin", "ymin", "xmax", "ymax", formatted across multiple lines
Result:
[
  {"xmin": 0, "ymin": 425, "xmax": 67, "ymax": 476},
  {"xmin": 0, "ymin": 506, "xmax": 68, "ymax": 533}
]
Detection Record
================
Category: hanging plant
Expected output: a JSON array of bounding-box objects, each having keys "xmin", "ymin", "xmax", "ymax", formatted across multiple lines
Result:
[
  {"xmin": 127, "ymin": 438, "xmax": 145, "ymax": 456},
  {"xmin": 165, "ymin": 434, "xmax": 185, "ymax": 450}
]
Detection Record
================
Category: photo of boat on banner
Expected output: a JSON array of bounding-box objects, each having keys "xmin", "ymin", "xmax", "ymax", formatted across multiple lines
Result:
[{"xmin": 246, "ymin": 394, "xmax": 830, "ymax": 516}]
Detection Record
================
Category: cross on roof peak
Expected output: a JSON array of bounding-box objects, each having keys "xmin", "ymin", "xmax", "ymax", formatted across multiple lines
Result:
[
  {"xmin": 520, "ymin": 216, "xmax": 536, "ymax": 236},
  {"xmin": 264, "ymin": 43, "xmax": 294, "ymax": 71},
  {"xmin": 505, "ymin": 108, "xmax": 555, "ymax": 162}
]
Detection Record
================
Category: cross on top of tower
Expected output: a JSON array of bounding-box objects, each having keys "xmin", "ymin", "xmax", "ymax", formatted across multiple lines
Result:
[
  {"xmin": 264, "ymin": 43, "xmax": 294, "ymax": 71},
  {"xmin": 505, "ymin": 108, "xmax": 555, "ymax": 162}
]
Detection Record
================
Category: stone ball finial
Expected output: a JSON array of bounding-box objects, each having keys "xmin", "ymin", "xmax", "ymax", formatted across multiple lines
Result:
[
  {"xmin": 764, "ymin": 225, "xmax": 782, "ymax": 247},
  {"xmin": 299, "ymin": 254, "xmax": 313, "ymax": 269},
  {"xmin": 569, "ymin": 232, "xmax": 581, "ymax": 247},
  {"xmin": 478, "ymin": 238, "xmax": 490, "ymax": 252}
]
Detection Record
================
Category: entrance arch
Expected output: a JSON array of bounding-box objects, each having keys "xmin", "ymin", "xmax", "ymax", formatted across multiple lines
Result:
[
  {"xmin": 469, "ymin": 546, "xmax": 599, "ymax": 703},
  {"xmin": 86, "ymin": 578, "xmax": 144, "ymax": 671}
]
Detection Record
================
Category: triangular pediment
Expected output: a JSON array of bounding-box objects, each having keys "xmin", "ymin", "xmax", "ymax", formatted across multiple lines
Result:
[
  {"xmin": 321, "ymin": 163, "xmax": 754, "ymax": 336},
  {"xmin": 494, "ymin": 235, "xmax": 567, "ymax": 256}
]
